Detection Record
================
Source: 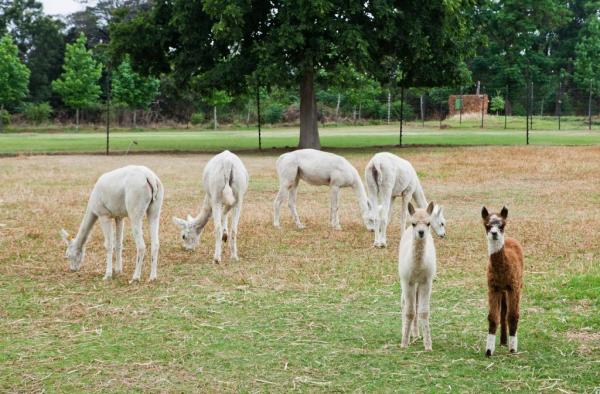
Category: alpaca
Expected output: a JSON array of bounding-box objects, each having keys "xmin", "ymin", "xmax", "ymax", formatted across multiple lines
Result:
[
  {"xmin": 365, "ymin": 152, "xmax": 446, "ymax": 247},
  {"xmin": 481, "ymin": 206, "xmax": 524, "ymax": 356},
  {"xmin": 60, "ymin": 165, "xmax": 164, "ymax": 282},
  {"xmin": 173, "ymin": 150, "xmax": 248, "ymax": 263},
  {"xmin": 273, "ymin": 149, "xmax": 373, "ymax": 230},
  {"xmin": 398, "ymin": 202, "xmax": 437, "ymax": 351}
]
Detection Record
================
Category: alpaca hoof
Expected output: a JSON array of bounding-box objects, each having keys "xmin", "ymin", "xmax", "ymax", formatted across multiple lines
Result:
[
  {"xmin": 213, "ymin": 258, "xmax": 221, "ymax": 264},
  {"xmin": 222, "ymin": 232, "xmax": 228, "ymax": 242},
  {"xmin": 424, "ymin": 347, "xmax": 432, "ymax": 352},
  {"xmin": 148, "ymin": 276, "xmax": 157, "ymax": 283},
  {"xmin": 296, "ymin": 224, "xmax": 305, "ymax": 229},
  {"xmin": 231, "ymin": 255, "xmax": 239, "ymax": 261},
  {"xmin": 103, "ymin": 275, "xmax": 112, "ymax": 281},
  {"xmin": 485, "ymin": 349, "xmax": 493, "ymax": 357},
  {"xmin": 334, "ymin": 225, "xmax": 342, "ymax": 231},
  {"xmin": 509, "ymin": 348, "xmax": 516, "ymax": 354},
  {"xmin": 129, "ymin": 277, "xmax": 140, "ymax": 284}
]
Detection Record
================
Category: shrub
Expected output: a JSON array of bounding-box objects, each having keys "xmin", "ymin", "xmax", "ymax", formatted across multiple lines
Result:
[
  {"xmin": 490, "ymin": 95, "xmax": 505, "ymax": 114},
  {"xmin": 379, "ymin": 101, "xmax": 416, "ymax": 120},
  {"xmin": 23, "ymin": 102, "xmax": 53, "ymax": 124},
  {"xmin": 190, "ymin": 112, "xmax": 204, "ymax": 125},
  {"xmin": 0, "ymin": 109, "xmax": 10, "ymax": 126},
  {"xmin": 264, "ymin": 103, "xmax": 285, "ymax": 124}
]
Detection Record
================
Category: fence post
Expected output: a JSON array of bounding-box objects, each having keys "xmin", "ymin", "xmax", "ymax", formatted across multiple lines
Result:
[
  {"xmin": 480, "ymin": 86, "xmax": 485, "ymax": 128},
  {"xmin": 439, "ymin": 101, "xmax": 443, "ymax": 129},
  {"xmin": 256, "ymin": 85, "xmax": 262, "ymax": 150},
  {"xmin": 387, "ymin": 90, "xmax": 391, "ymax": 124},
  {"xmin": 504, "ymin": 84, "xmax": 508, "ymax": 129},
  {"xmin": 399, "ymin": 85, "xmax": 404, "ymax": 146},
  {"xmin": 106, "ymin": 66, "xmax": 111, "ymax": 156},
  {"xmin": 526, "ymin": 83, "xmax": 530, "ymax": 145},
  {"xmin": 459, "ymin": 87, "xmax": 463, "ymax": 125},
  {"xmin": 420, "ymin": 93, "xmax": 425, "ymax": 127},
  {"xmin": 558, "ymin": 81, "xmax": 562, "ymax": 131},
  {"xmin": 530, "ymin": 82, "xmax": 534, "ymax": 131},
  {"xmin": 588, "ymin": 79, "xmax": 593, "ymax": 131}
]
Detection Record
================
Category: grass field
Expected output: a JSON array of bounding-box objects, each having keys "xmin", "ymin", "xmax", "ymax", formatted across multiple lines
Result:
[
  {"xmin": 1, "ymin": 121, "xmax": 600, "ymax": 155},
  {"xmin": 1, "ymin": 147, "xmax": 599, "ymax": 392}
]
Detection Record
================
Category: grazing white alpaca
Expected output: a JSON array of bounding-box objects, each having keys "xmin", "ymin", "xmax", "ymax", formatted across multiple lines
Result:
[
  {"xmin": 365, "ymin": 152, "xmax": 446, "ymax": 247},
  {"xmin": 398, "ymin": 202, "xmax": 437, "ymax": 351},
  {"xmin": 60, "ymin": 165, "xmax": 164, "ymax": 282},
  {"xmin": 273, "ymin": 149, "xmax": 373, "ymax": 230},
  {"xmin": 173, "ymin": 150, "xmax": 248, "ymax": 263}
]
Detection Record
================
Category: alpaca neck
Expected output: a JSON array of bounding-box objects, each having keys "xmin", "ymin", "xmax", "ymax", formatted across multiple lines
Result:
[
  {"xmin": 74, "ymin": 210, "xmax": 97, "ymax": 250},
  {"xmin": 352, "ymin": 171, "xmax": 369, "ymax": 216},
  {"xmin": 412, "ymin": 234, "xmax": 427, "ymax": 264},
  {"xmin": 487, "ymin": 239, "xmax": 504, "ymax": 256},
  {"xmin": 412, "ymin": 180, "xmax": 428, "ymax": 208},
  {"xmin": 193, "ymin": 196, "xmax": 212, "ymax": 235}
]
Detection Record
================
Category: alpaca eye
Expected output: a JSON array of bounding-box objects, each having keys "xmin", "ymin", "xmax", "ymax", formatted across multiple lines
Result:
[
  {"xmin": 427, "ymin": 222, "xmax": 430, "ymax": 226},
  {"xmin": 412, "ymin": 223, "xmax": 416, "ymax": 227}
]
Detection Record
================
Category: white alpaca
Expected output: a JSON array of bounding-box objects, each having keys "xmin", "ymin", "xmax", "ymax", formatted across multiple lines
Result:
[
  {"xmin": 173, "ymin": 150, "xmax": 248, "ymax": 263},
  {"xmin": 365, "ymin": 152, "xmax": 446, "ymax": 247},
  {"xmin": 398, "ymin": 202, "xmax": 437, "ymax": 351},
  {"xmin": 60, "ymin": 165, "xmax": 164, "ymax": 282},
  {"xmin": 273, "ymin": 149, "xmax": 373, "ymax": 230}
]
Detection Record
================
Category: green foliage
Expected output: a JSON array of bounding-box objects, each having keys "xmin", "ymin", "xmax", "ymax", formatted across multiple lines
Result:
[
  {"xmin": 190, "ymin": 112, "xmax": 204, "ymax": 125},
  {"xmin": 490, "ymin": 94, "xmax": 505, "ymax": 114},
  {"xmin": 112, "ymin": 55, "xmax": 160, "ymax": 111},
  {"xmin": 23, "ymin": 102, "xmax": 53, "ymax": 124},
  {"xmin": 52, "ymin": 33, "xmax": 102, "ymax": 110},
  {"xmin": 574, "ymin": 14, "xmax": 600, "ymax": 93},
  {"xmin": 263, "ymin": 103, "xmax": 285, "ymax": 124},
  {"xmin": 0, "ymin": 34, "xmax": 30, "ymax": 110},
  {"xmin": 0, "ymin": 108, "xmax": 10, "ymax": 125},
  {"xmin": 205, "ymin": 90, "xmax": 233, "ymax": 108}
]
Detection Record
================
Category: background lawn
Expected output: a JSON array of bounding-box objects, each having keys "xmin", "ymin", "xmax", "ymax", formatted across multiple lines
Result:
[
  {"xmin": 1, "ymin": 122, "xmax": 600, "ymax": 155},
  {"xmin": 0, "ymin": 146, "xmax": 598, "ymax": 392}
]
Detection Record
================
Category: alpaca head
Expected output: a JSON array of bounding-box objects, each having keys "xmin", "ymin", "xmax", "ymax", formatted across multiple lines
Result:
[
  {"xmin": 173, "ymin": 214, "xmax": 201, "ymax": 251},
  {"xmin": 60, "ymin": 229, "xmax": 84, "ymax": 271},
  {"xmin": 481, "ymin": 206, "xmax": 508, "ymax": 253},
  {"xmin": 364, "ymin": 200, "xmax": 376, "ymax": 231},
  {"xmin": 408, "ymin": 201, "xmax": 435, "ymax": 240},
  {"xmin": 430, "ymin": 204, "xmax": 446, "ymax": 238}
]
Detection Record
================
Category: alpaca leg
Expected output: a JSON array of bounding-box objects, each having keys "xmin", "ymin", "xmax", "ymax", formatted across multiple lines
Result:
[
  {"xmin": 129, "ymin": 217, "xmax": 146, "ymax": 283},
  {"xmin": 379, "ymin": 198, "xmax": 392, "ymax": 247},
  {"xmin": 418, "ymin": 282, "xmax": 433, "ymax": 351},
  {"xmin": 99, "ymin": 217, "xmax": 114, "ymax": 280},
  {"xmin": 229, "ymin": 201, "xmax": 242, "ymax": 261},
  {"xmin": 507, "ymin": 289, "xmax": 521, "ymax": 353},
  {"xmin": 114, "ymin": 217, "xmax": 124, "ymax": 274},
  {"xmin": 288, "ymin": 185, "xmax": 304, "ymax": 229},
  {"xmin": 147, "ymin": 213, "xmax": 160, "ymax": 282},
  {"xmin": 330, "ymin": 186, "xmax": 341, "ymax": 230},
  {"xmin": 221, "ymin": 206, "xmax": 231, "ymax": 242},
  {"xmin": 486, "ymin": 291, "xmax": 503, "ymax": 356},
  {"xmin": 401, "ymin": 284, "xmax": 416, "ymax": 348},
  {"xmin": 411, "ymin": 290, "xmax": 419, "ymax": 338},
  {"xmin": 273, "ymin": 184, "xmax": 288, "ymax": 227},
  {"xmin": 212, "ymin": 203, "xmax": 223, "ymax": 263},
  {"xmin": 500, "ymin": 293, "xmax": 508, "ymax": 346}
]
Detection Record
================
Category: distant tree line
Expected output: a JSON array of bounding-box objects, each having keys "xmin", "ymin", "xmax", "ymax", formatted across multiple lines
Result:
[{"xmin": 1, "ymin": 0, "xmax": 600, "ymax": 144}]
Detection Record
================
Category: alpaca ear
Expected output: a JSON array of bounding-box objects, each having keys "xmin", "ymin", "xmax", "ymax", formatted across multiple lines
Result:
[
  {"xmin": 187, "ymin": 214, "xmax": 194, "ymax": 222},
  {"xmin": 481, "ymin": 206, "xmax": 489, "ymax": 220},
  {"xmin": 60, "ymin": 229, "xmax": 71, "ymax": 244},
  {"xmin": 500, "ymin": 206, "xmax": 508, "ymax": 219},
  {"xmin": 172, "ymin": 217, "xmax": 186, "ymax": 227},
  {"xmin": 407, "ymin": 202, "xmax": 415, "ymax": 216},
  {"xmin": 426, "ymin": 201, "xmax": 435, "ymax": 215}
]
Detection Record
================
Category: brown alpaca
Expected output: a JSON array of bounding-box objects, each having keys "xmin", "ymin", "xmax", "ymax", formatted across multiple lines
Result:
[{"xmin": 481, "ymin": 206, "xmax": 524, "ymax": 357}]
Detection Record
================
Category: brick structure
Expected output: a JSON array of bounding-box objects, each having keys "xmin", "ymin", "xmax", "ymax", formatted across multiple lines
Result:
[{"xmin": 448, "ymin": 94, "xmax": 488, "ymax": 117}]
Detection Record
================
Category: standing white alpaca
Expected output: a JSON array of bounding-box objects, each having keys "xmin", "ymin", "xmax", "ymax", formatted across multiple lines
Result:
[
  {"xmin": 60, "ymin": 165, "xmax": 164, "ymax": 282},
  {"xmin": 173, "ymin": 150, "xmax": 248, "ymax": 263},
  {"xmin": 273, "ymin": 149, "xmax": 373, "ymax": 230},
  {"xmin": 398, "ymin": 202, "xmax": 437, "ymax": 351},
  {"xmin": 365, "ymin": 152, "xmax": 446, "ymax": 247}
]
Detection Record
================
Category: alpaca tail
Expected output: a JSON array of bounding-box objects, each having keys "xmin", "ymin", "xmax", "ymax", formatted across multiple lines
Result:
[
  {"xmin": 146, "ymin": 175, "xmax": 161, "ymax": 203},
  {"xmin": 222, "ymin": 164, "xmax": 236, "ymax": 206},
  {"xmin": 371, "ymin": 161, "xmax": 384, "ymax": 196}
]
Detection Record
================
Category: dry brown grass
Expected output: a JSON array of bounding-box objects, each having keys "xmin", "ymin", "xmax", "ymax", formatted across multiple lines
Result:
[{"xmin": 1, "ymin": 146, "xmax": 599, "ymax": 392}]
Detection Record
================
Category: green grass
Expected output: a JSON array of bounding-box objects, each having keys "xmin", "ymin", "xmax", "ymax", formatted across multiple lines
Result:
[{"xmin": 1, "ymin": 123, "xmax": 600, "ymax": 155}]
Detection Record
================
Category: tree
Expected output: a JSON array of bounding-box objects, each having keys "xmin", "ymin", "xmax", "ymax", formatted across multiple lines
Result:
[
  {"xmin": 52, "ymin": 33, "xmax": 102, "ymax": 129},
  {"xmin": 574, "ymin": 13, "xmax": 600, "ymax": 94},
  {"xmin": 110, "ymin": 0, "xmax": 476, "ymax": 149},
  {"xmin": 0, "ymin": 34, "xmax": 30, "ymax": 130},
  {"xmin": 490, "ymin": 94, "xmax": 506, "ymax": 115},
  {"xmin": 112, "ymin": 55, "xmax": 160, "ymax": 127},
  {"xmin": 205, "ymin": 90, "xmax": 233, "ymax": 130}
]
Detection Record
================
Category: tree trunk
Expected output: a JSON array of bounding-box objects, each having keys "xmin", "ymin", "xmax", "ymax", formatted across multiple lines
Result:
[
  {"xmin": 358, "ymin": 103, "xmax": 362, "ymax": 121},
  {"xmin": 420, "ymin": 94, "xmax": 424, "ymax": 125},
  {"xmin": 298, "ymin": 69, "xmax": 320, "ymax": 149},
  {"xmin": 247, "ymin": 100, "xmax": 251, "ymax": 125},
  {"xmin": 0, "ymin": 104, "xmax": 4, "ymax": 132},
  {"xmin": 353, "ymin": 106, "xmax": 357, "ymax": 123},
  {"xmin": 387, "ymin": 91, "xmax": 391, "ymax": 124},
  {"xmin": 335, "ymin": 93, "xmax": 341, "ymax": 121},
  {"xmin": 76, "ymin": 108, "xmax": 80, "ymax": 131},
  {"xmin": 133, "ymin": 110, "xmax": 137, "ymax": 128},
  {"xmin": 214, "ymin": 106, "xmax": 218, "ymax": 130}
]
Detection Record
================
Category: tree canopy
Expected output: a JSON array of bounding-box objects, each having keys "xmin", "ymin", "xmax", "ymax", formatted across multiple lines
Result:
[{"xmin": 0, "ymin": 34, "xmax": 30, "ymax": 111}]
